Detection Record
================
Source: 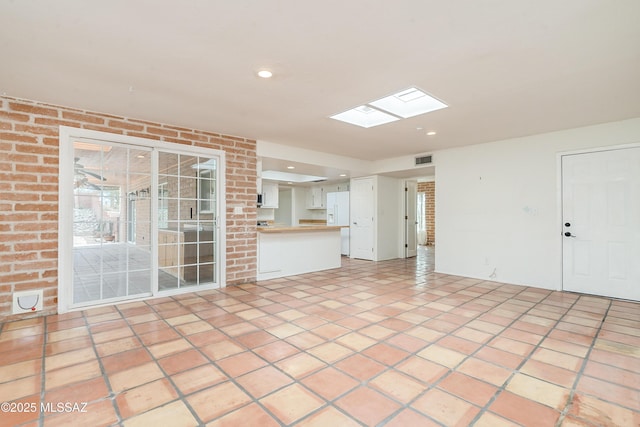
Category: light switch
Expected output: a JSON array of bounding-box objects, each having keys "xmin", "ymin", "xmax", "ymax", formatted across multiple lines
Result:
[{"xmin": 233, "ymin": 206, "xmax": 243, "ymax": 214}]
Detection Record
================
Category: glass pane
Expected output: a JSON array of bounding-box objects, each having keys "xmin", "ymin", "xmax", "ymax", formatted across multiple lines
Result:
[
  {"xmin": 159, "ymin": 152, "xmax": 179, "ymax": 175},
  {"xmin": 73, "ymin": 142, "xmax": 152, "ymax": 306}
]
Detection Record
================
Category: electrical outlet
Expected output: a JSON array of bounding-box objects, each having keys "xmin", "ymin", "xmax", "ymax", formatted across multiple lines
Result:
[{"xmin": 12, "ymin": 290, "xmax": 43, "ymax": 314}]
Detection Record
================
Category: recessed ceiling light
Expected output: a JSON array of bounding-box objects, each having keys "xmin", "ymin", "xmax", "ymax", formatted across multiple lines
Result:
[
  {"xmin": 257, "ymin": 70, "xmax": 273, "ymax": 78},
  {"xmin": 339, "ymin": 174, "xmax": 347, "ymax": 177},
  {"xmin": 426, "ymin": 131, "xmax": 437, "ymax": 136},
  {"xmin": 287, "ymin": 166, "xmax": 295, "ymax": 169}
]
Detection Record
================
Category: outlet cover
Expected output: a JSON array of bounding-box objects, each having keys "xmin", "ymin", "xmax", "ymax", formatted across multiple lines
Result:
[{"xmin": 12, "ymin": 290, "xmax": 43, "ymax": 314}]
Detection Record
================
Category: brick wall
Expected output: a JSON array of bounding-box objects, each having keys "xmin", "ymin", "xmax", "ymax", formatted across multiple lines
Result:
[
  {"xmin": 0, "ymin": 96, "xmax": 257, "ymax": 321},
  {"xmin": 417, "ymin": 181, "xmax": 435, "ymax": 245}
]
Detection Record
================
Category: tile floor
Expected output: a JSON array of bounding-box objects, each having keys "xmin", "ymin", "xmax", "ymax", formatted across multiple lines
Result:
[{"xmin": 1, "ymin": 247, "xmax": 639, "ymax": 426}]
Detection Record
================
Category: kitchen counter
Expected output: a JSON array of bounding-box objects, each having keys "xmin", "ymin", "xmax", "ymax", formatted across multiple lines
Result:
[
  {"xmin": 257, "ymin": 226, "xmax": 342, "ymax": 280},
  {"xmin": 257, "ymin": 225, "xmax": 346, "ymax": 233}
]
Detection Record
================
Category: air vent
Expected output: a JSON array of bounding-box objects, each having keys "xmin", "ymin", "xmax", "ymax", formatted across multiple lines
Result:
[{"xmin": 415, "ymin": 155, "xmax": 433, "ymax": 166}]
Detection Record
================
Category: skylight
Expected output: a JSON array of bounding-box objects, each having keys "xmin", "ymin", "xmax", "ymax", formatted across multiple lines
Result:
[
  {"xmin": 329, "ymin": 87, "xmax": 447, "ymax": 128},
  {"xmin": 330, "ymin": 105, "xmax": 399, "ymax": 128}
]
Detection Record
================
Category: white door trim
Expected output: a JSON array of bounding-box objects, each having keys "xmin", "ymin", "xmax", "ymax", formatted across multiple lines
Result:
[
  {"xmin": 557, "ymin": 141, "xmax": 640, "ymax": 293},
  {"xmin": 58, "ymin": 126, "xmax": 227, "ymax": 313}
]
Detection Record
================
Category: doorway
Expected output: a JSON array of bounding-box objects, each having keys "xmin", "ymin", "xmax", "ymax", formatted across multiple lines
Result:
[
  {"xmin": 59, "ymin": 127, "xmax": 225, "ymax": 312},
  {"xmin": 561, "ymin": 146, "xmax": 640, "ymax": 301}
]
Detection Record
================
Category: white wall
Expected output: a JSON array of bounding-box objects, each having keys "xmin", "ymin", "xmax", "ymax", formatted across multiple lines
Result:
[{"xmin": 435, "ymin": 118, "xmax": 640, "ymax": 290}]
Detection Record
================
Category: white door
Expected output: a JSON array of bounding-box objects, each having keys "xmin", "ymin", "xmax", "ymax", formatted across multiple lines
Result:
[
  {"xmin": 405, "ymin": 181, "xmax": 418, "ymax": 258},
  {"xmin": 562, "ymin": 147, "xmax": 640, "ymax": 301},
  {"xmin": 350, "ymin": 178, "xmax": 374, "ymax": 260}
]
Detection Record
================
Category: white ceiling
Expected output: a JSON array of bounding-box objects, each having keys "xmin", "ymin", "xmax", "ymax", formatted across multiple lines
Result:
[{"xmin": 1, "ymin": 1, "xmax": 639, "ymax": 171}]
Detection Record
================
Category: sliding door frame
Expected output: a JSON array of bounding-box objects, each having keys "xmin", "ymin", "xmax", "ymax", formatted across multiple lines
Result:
[{"xmin": 58, "ymin": 126, "xmax": 226, "ymax": 313}]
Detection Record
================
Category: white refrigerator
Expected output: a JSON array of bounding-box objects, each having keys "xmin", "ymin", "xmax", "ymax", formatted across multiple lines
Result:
[{"xmin": 326, "ymin": 191, "xmax": 350, "ymax": 256}]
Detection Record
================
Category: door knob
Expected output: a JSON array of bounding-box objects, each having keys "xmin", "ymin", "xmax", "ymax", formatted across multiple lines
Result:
[
  {"xmin": 565, "ymin": 222, "xmax": 571, "ymax": 227},
  {"xmin": 564, "ymin": 232, "xmax": 576, "ymax": 237}
]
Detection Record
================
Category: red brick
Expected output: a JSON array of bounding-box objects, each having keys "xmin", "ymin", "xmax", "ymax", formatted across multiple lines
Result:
[
  {"xmin": 10, "ymin": 102, "xmax": 59, "ymax": 117},
  {"xmin": 0, "ymin": 132, "xmax": 38, "ymax": 143},
  {"xmin": 62, "ymin": 111, "xmax": 105, "ymax": 124}
]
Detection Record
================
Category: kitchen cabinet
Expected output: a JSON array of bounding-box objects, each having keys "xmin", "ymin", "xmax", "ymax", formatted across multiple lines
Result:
[
  {"xmin": 261, "ymin": 181, "xmax": 279, "ymax": 208},
  {"xmin": 306, "ymin": 186, "xmax": 325, "ymax": 209}
]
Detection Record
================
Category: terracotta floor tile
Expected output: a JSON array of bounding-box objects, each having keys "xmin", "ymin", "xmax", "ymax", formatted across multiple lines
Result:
[
  {"xmin": 108, "ymin": 362, "xmax": 165, "ymax": 393},
  {"xmin": 44, "ymin": 399, "xmax": 119, "ymax": 427},
  {"xmin": 530, "ymin": 347, "xmax": 583, "ymax": 372},
  {"xmin": 122, "ymin": 400, "xmax": 198, "ymax": 427},
  {"xmin": 307, "ymin": 342, "xmax": 353, "ymax": 363},
  {"xmin": 474, "ymin": 411, "xmax": 522, "ymax": 427},
  {"xmin": 457, "ymin": 357, "xmax": 513, "ymax": 387},
  {"xmin": 335, "ymin": 354, "xmax": 386, "ymax": 381},
  {"xmin": 506, "ymin": 373, "xmax": 570, "ymax": 410},
  {"xmin": 488, "ymin": 336, "xmax": 535, "ymax": 356},
  {"xmin": 583, "ymin": 360, "xmax": 640, "ymax": 390},
  {"xmin": 519, "ymin": 359, "xmax": 577, "ymax": 388},
  {"xmin": 265, "ymin": 323, "xmax": 305, "ymax": 339},
  {"xmin": 296, "ymin": 406, "xmax": 361, "ymax": 427},
  {"xmin": 417, "ymin": 344, "xmax": 467, "ymax": 368},
  {"xmin": 369, "ymin": 370, "xmax": 427, "ymax": 403},
  {"xmin": 576, "ymin": 375, "xmax": 640, "ymax": 410},
  {"xmin": 200, "ymin": 340, "xmax": 245, "ymax": 361},
  {"xmin": 362, "ymin": 343, "xmax": 410, "ymax": 366},
  {"xmin": 253, "ymin": 340, "xmax": 300, "ymax": 362},
  {"xmin": 216, "ymin": 351, "xmax": 268, "ymax": 377},
  {"xmin": 0, "ymin": 375, "xmax": 41, "ymax": 402},
  {"xmin": 0, "ymin": 394, "xmax": 40, "ymax": 426},
  {"xmin": 45, "ymin": 336, "xmax": 93, "ymax": 356},
  {"xmin": 568, "ymin": 393, "xmax": 640, "ymax": 427},
  {"xmin": 385, "ymin": 408, "xmax": 441, "ymax": 427},
  {"xmin": 406, "ymin": 325, "xmax": 447, "ymax": 342},
  {"xmin": 45, "ymin": 360, "xmax": 102, "ymax": 390},
  {"xmin": 188, "ymin": 381, "xmax": 252, "ymax": 423},
  {"xmin": 0, "ymin": 359, "xmax": 41, "ymax": 383},
  {"xmin": 385, "ymin": 332, "xmax": 428, "ymax": 353},
  {"xmin": 396, "ymin": 356, "xmax": 449, "ymax": 385},
  {"xmin": 233, "ymin": 330, "xmax": 277, "ymax": 349},
  {"xmin": 95, "ymin": 336, "xmax": 142, "ymax": 357},
  {"xmin": 438, "ymin": 372, "xmax": 498, "ymax": 406},
  {"xmin": 301, "ymin": 367, "xmax": 360, "ymax": 401},
  {"xmin": 475, "ymin": 346, "xmax": 524, "ymax": 370},
  {"xmin": 157, "ymin": 348, "xmax": 208, "ymax": 375},
  {"xmin": 236, "ymin": 365, "xmax": 293, "ymax": 398},
  {"xmin": 335, "ymin": 331, "xmax": 376, "ymax": 351},
  {"xmin": 438, "ymin": 335, "xmax": 482, "ymax": 354},
  {"xmin": 489, "ymin": 391, "xmax": 560, "ymax": 426},
  {"xmin": 175, "ymin": 320, "xmax": 214, "ymax": 336},
  {"xmin": 284, "ymin": 331, "xmax": 325, "ymax": 350},
  {"xmin": 311, "ymin": 323, "xmax": 350, "ymax": 340},
  {"xmin": 412, "ymin": 388, "xmax": 480, "ymax": 427},
  {"xmin": 44, "ymin": 376, "xmax": 109, "ymax": 404},
  {"xmin": 359, "ymin": 324, "xmax": 396, "ymax": 340},
  {"xmin": 335, "ymin": 386, "xmax": 402, "ymax": 426},
  {"xmin": 172, "ymin": 364, "xmax": 228, "ymax": 395},
  {"xmin": 275, "ymin": 352, "xmax": 327, "ymax": 379},
  {"xmin": 186, "ymin": 329, "xmax": 226, "ymax": 347},
  {"xmin": 138, "ymin": 328, "xmax": 180, "ymax": 346},
  {"xmin": 260, "ymin": 383, "xmax": 325, "ymax": 425},
  {"xmin": 206, "ymin": 402, "xmax": 280, "ymax": 427},
  {"xmin": 101, "ymin": 347, "xmax": 152, "ymax": 374},
  {"xmin": 116, "ymin": 378, "xmax": 179, "ymax": 419}
]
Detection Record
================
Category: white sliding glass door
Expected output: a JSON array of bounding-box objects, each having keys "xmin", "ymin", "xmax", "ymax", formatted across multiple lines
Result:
[{"xmin": 59, "ymin": 127, "xmax": 225, "ymax": 312}]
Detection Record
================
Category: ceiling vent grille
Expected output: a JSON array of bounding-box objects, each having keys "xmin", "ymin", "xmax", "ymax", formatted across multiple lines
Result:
[{"xmin": 415, "ymin": 155, "xmax": 433, "ymax": 166}]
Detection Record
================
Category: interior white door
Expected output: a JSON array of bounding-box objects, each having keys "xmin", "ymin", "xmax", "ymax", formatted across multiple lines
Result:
[
  {"xmin": 405, "ymin": 181, "xmax": 418, "ymax": 258},
  {"xmin": 562, "ymin": 147, "xmax": 640, "ymax": 301},
  {"xmin": 350, "ymin": 178, "xmax": 375, "ymax": 260}
]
